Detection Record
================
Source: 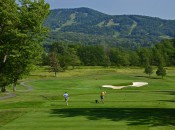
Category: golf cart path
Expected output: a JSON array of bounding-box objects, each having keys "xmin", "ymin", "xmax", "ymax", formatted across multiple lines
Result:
[
  {"xmin": 0, "ymin": 81, "xmax": 33, "ymax": 100},
  {"xmin": 20, "ymin": 81, "xmax": 33, "ymax": 91},
  {"xmin": 0, "ymin": 93, "xmax": 16, "ymax": 100}
]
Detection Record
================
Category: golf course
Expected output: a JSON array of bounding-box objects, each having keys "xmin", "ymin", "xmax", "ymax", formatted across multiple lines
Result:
[{"xmin": 0, "ymin": 67, "xmax": 175, "ymax": 130}]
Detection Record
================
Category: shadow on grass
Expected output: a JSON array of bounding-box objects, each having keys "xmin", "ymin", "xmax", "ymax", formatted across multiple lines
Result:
[
  {"xmin": 168, "ymin": 91, "xmax": 175, "ymax": 95},
  {"xmin": 158, "ymin": 100, "xmax": 175, "ymax": 103},
  {"xmin": 151, "ymin": 91, "xmax": 175, "ymax": 96},
  {"xmin": 135, "ymin": 75, "xmax": 160, "ymax": 79},
  {"xmin": 30, "ymin": 74, "xmax": 56, "ymax": 78},
  {"xmin": 50, "ymin": 108, "xmax": 175, "ymax": 126}
]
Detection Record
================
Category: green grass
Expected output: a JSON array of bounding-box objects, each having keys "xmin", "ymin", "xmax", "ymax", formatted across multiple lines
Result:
[{"xmin": 0, "ymin": 67, "xmax": 175, "ymax": 130}]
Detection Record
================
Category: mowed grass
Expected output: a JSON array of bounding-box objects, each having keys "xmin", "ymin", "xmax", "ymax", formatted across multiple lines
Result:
[{"xmin": 0, "ymin": 67, "xmax": 175, "ymax": 130}]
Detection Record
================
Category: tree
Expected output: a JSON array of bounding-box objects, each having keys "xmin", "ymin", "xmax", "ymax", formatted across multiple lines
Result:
[
  {"xmin": 108, "ymin": 47, "xmax": 130, "ymax": 66},
  {"xmin": 49, "ymin": 52, "xmax": 61, "ymax": 77},
  {"xmin": 0, "ymin": 0, "xmax": 50, "ymax": 92},
  {"xmin": 0, "ymin": 0, "xmax": 20, "ymax": 92},
  {"xmin": 156, "ymin": 65, "xmax": 166, "ymax": 79},
  {"xmin": 153, "ymin": 39, "xmax": 175, "ymax": 66},
  {"xmin": 68, "ymin": 48, "xmax": 81, "ymax": 69},
  {"xmin": 144, "ymin": 64, "xmax": 153, "ymax": 78},
  {"xmin": 128, "ymin": 51, "xmax": 139, "ymax": 66},
  {"xmin": 137, "ymin": 48, "xmax": 151, "ymax": 66},
  {"xmin": 108, "ymin": 48, "xmax": 120, "ymax": 66},
  {"xmin": 102, "ymin": 55, "xmax": 111, "ymax": 67},
  {"xmin": 50, "ymin": 42, "xmax": 70, "ymax": 70},
  {"xmin": 77, "ymin": 45, "xmax": 106, "ymax": 66}
]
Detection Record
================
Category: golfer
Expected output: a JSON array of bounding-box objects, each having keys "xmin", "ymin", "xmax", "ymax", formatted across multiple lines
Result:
[
  {"xmin": 100, "ymin": 91, "xmax": 106, "ymax": 103},
  {"xmin": 63, "ymin": 92, "xmax": 69, "ymax": 106}
]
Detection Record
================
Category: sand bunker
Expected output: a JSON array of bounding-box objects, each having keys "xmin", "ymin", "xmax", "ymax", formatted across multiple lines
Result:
[{"xmin": 102, "ymin": 82, "xmax": 148, "ymax": 89}]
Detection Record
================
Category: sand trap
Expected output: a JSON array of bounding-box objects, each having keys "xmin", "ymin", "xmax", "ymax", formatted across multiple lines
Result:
[{"xmin": 102, "ymin": 82, "xmax": 148, "ymax": 89}]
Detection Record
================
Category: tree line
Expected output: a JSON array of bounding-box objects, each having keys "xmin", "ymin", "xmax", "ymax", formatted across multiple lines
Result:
[{"xmin": 44, "ymin": 39, "xmax": 175, "ymax": 77}]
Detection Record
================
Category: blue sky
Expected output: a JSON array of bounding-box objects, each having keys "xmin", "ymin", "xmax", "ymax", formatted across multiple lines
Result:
[{"xmin": 44, "ymin": 0, "xmax": 175, "ymax": 20}]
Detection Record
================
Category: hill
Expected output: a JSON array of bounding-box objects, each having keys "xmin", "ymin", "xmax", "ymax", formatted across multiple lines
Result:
[{"xmin": 43, "ymin": 7, "xmax": 175, "ymax": 49}]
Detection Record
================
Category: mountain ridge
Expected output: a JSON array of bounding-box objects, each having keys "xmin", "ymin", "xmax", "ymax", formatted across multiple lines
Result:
[{"xmin": 43, "ymin": 7, "xmax": 175, "ymax": 49}]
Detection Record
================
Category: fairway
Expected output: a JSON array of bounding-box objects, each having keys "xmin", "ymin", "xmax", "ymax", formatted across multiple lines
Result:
[{"xmin": 0, "ymin": 67, "xmax": 175, "ymax": 130}]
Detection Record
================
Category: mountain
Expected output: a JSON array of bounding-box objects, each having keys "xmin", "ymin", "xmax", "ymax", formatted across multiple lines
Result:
[{"xmin": 43, "ymin": 7, "xmax": 175, "ymax": 49}]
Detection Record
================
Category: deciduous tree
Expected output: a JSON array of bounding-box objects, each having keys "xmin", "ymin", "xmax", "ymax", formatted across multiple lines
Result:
[
  {"xmin": 49, "ymin": 51, "xmax": 61, "ymax": 77},
  {"xmin": 0, "ymin": 0, "xmax": 50, "ymax": 92},
  {"xmin": 144, "ymin": 64, "xmax": 153, "ymax": 78},
  {"xmin": 156, "ymin": 65, "xmax": 166, "ymax": 79}
]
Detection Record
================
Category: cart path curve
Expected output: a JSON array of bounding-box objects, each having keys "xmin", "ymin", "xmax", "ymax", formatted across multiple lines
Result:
[{"xmin": 0, "ymin": 81, "xmax": 33, "ymax": 100}]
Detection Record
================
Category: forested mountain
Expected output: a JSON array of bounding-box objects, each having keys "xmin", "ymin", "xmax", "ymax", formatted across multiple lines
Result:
[{"xmin": 43, "ymin": 7, "xmax": 175, "ymax": 49}]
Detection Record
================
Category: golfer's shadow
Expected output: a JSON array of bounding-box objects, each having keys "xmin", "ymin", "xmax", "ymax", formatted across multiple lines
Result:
[
  {"xmin": 50, "ymin": 108, "xmax": 175, "ymax": 126},
  {"xmin": 89, "ymin": 99, "xmax": 101, "ymax": 104}
]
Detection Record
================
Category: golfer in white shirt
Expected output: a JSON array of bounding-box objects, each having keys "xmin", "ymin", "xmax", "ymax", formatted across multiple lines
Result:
[{"xmin": 63, "ymin": 92, "xmax": 69, "ymax": 106}]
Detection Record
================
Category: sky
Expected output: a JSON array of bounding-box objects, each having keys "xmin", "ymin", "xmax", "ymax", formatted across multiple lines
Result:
[{"xmin": 44, "ymin": 0, "xmax": 175, "ymax": 20}]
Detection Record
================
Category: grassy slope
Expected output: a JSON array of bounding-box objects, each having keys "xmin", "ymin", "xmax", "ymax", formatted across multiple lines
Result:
[
  {"xmin": 128, "ymin": 21, "xmax": 137, "ymax": 35},
  {"xmin": 0, "ymin": 67, "xmax": 175, "ymax": 130}
]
